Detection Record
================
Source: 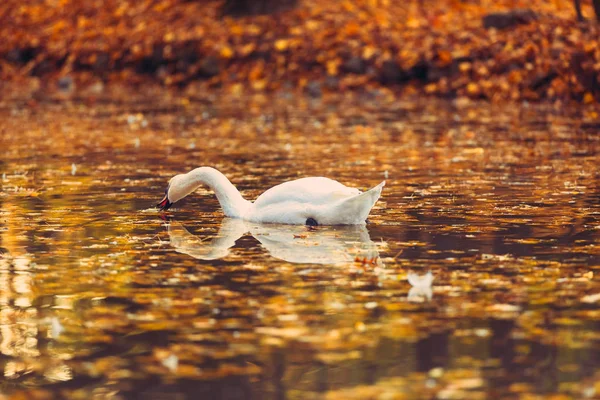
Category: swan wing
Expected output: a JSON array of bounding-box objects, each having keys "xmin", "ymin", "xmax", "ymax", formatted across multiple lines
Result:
[
  {"xmin": 249, "ymin": 180, "xmax": 384, "ymax": 225},
  {"xmin": 253, "ymin": 177, "xmax": 360, "ymax": 208}
]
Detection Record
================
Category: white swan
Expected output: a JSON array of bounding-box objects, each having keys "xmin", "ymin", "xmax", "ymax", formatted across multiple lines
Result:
[{"xmin": 157, "ymin": 167, "xmax": 384, "ymax": 225}]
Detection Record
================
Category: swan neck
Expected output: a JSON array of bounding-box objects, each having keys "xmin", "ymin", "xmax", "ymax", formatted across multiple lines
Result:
[{"xmin": 192, "ymin": 167, "xmax": 250, "ymax": 218}]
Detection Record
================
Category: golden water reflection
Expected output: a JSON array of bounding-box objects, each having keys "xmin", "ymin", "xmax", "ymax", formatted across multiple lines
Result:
[{"xmin": 0, "ymin": 95, "xmax": 598, "ymax": 398}]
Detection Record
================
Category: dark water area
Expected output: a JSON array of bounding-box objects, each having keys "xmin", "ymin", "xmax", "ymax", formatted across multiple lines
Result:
[{"xmin": 0, "ymin": 92, "xmax": 599, "ymax": 399}]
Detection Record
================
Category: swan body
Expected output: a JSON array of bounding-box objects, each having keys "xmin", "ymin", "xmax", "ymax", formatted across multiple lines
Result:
[{"xmin": 157, "ymin": 167, "xmax": 384, "ymax": 225}]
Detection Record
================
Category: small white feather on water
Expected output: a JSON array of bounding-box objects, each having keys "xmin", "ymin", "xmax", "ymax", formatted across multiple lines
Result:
[
  {"xmin": 407, "ymin": 271, "xmax": 434, "ymax": 288},
  {"xmin": 71, "ymin": 163, "xmax": 77, "ymax": 176},
  {"xmin": 407, "ymin": 271, "xmax": 434, "ymax": 302}
]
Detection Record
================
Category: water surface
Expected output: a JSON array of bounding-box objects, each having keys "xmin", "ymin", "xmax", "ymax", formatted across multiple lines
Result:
[{"xmin": 1, "ymin": 92, "xmax": 599, "ymax": 399}]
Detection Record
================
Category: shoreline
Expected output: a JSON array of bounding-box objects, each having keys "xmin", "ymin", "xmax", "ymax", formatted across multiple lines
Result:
[{"xmin": 1, "ymin": 1, "xmax": 599, "ymax": 104}]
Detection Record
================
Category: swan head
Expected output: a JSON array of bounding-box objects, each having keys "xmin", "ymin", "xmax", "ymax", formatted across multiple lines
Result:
[{"xmin": 157, "ymin": 174, "xmax": 194, "ymax": 211}]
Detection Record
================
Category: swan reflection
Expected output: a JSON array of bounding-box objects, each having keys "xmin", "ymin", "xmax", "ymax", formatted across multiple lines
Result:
[{"xmin": 165, "ymin": 218, "xmax": 382, "ymax": 265}]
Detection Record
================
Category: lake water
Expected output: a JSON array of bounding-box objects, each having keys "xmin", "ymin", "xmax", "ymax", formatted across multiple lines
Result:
[{"xmin": 1, "ymin": 91, "xmax": 599, "ymax": 399}]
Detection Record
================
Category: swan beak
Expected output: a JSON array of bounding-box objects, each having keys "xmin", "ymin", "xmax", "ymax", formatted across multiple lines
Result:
[{"xmin": 157, "ymin": 195, "xmax": 173, "ymax": 211}]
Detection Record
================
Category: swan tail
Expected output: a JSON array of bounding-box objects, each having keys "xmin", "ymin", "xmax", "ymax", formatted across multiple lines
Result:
[{"xmin": 332, "ymin": 181, "xmax": 385, "ymax": 224}]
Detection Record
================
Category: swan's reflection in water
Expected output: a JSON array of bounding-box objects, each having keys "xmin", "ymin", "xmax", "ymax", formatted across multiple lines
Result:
[
  {"xmin": 165, "ymin": 219, "xmax": 438, "ymax": 302},
  {"xmin": 166, "ymin": 218, "xmax": 382, "ymax": 265}
]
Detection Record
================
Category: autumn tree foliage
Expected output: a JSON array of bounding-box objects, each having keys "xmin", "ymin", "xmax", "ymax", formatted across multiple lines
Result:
[
  {"xmin": 2, "ymin": 0, "xmax": 600, "ymax": 103},
  {"xmin": 574, "ymin": 0, "xmax": 600, "ymax": 20}
]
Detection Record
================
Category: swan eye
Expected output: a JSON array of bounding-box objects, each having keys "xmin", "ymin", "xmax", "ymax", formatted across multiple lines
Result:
[{"xmin": 306, "ymin": 218, "xmax": 318, "ymax": 227}]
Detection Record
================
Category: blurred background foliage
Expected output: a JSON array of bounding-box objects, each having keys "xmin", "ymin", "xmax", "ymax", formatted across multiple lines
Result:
[{"xmin": 2, "ymin": 0, "xmax": 600, "ymax": 102}]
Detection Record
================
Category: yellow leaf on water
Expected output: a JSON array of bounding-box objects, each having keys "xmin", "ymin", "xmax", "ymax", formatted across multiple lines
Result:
[{"xmin": 581, "ymin": 293, "xmax": 600, "ymax": 304}]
